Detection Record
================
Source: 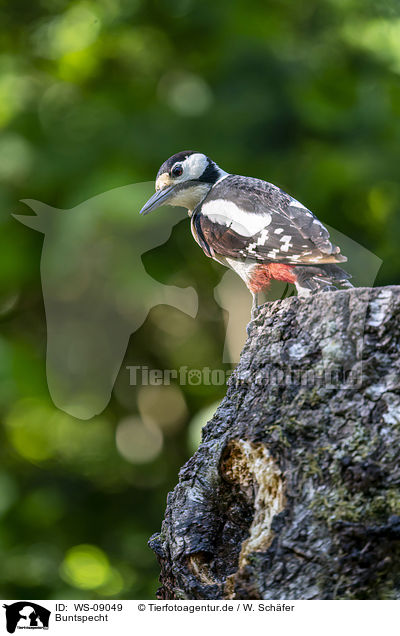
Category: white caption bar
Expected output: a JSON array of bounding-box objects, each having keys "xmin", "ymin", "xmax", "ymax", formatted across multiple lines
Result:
[{"xmin": 0, "ymin": 599, "xmax": 398, "ymax": 636}]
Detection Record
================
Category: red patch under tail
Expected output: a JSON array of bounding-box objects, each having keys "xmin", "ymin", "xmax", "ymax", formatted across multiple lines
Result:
[{"xmin": 248, "ymin": 263, "xmax": 297, "ymax": 294}]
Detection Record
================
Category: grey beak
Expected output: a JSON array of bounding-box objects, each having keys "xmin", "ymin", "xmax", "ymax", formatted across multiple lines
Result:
[{"xmin": 139, "ymin": 185, "xmax": 176, "ymax": 215}]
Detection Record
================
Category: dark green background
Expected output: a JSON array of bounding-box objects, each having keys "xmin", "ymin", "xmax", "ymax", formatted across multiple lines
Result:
[{"xmin": 1, "ymin": 0, "xmax": 399, "ymax": 599}]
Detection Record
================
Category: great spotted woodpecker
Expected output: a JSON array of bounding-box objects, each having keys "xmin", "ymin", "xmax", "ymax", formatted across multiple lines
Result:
[{"xmin": 140, "ymin": 151, "xmax": 352, "ymax": 315}]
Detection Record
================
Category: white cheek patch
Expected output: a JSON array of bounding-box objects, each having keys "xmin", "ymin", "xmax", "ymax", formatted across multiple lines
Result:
[
  {"xmin": 183, "ymin": 153, "xmax": 209, "ymax": 180},
  {"xmin": 202, "ymin": 200, "xmax": 271, "ymax": 237}
]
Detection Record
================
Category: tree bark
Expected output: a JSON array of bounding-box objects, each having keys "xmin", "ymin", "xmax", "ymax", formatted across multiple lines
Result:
[{"xmin": 149, "ymin": 286, "xmax": 400, "ymax": 600}]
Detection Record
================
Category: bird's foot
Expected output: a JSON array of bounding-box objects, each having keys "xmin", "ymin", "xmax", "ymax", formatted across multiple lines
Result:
[
  {"xmin": 246, "ymin": 320, "xmax": 253, "ymax": 337},
  {"xmin": 250, "ymin": 306, "xmax": 259, "ymax": 321},
  {"xmin": 251, "ymin": 293, "xmax": 260, "ymax": 321},
  {"xmin": 247, "ymin": 303, "xmax": 261, "ymax": 335}
]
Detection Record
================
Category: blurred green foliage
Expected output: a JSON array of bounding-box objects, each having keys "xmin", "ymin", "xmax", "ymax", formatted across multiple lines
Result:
[{"xmin": 0, "ymin": 0, "xmax": 400, "ymax": 600}]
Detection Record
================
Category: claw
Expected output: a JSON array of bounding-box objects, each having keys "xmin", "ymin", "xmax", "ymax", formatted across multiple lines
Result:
[{"xmin": 251, "ymin": 292, "xmax": 259, "ymax": 320}]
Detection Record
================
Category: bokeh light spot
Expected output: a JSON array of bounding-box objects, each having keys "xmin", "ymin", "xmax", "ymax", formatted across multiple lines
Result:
[
  {"xmin": 115, "ymin": 416, "xmax": 163, "ymax": 464},
  {"xmin": 60, "ymin": 544, "xmax": 110, "ymax": 590},
  {"xmin": 368, "ymin": 182, "xmax": 399, "ymax": 222},
  {"xmin": 0, "ymin": 66, "xmax": 35, "ymax": 127},
  {"xmin": 32, "ymin": 3, "xmax": 102, "ymax": 60},
  {"xmin": 5, "ymin": 399, "xmax": 56, "ymax": 462},
  {"xmin": 343, "ymin": 18, "xmax": 400, "ymax": 74},
  {"xmin": 158, "ymin": 71, "xmax": 213, "ymax": 116},
  {"xmin": 0, "ymin": 133, "xmax": 34, "ymax": 183},
  {"xmin": 98, "ymin": 567, "xmax": 125, "ymax": 596},
  {"xmin": 137, "ymin": 384, "xmax": 187, "ymax": 434},
  {"xmin": 4, "ymin": 397, "xmax": 114, "ymax": 471}
]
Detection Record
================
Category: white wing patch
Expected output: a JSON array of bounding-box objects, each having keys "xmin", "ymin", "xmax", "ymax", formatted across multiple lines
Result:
[
  {"xmin": 202, "ymin": 199, "xmax": 272, "ymax": 237},
  {"xmin": 256, "ymin": 228, "xmax": 270, "ymax": 245},
  {"xmin": 279, "ymin": 235, "xmax": 293, "ymax": 252}
]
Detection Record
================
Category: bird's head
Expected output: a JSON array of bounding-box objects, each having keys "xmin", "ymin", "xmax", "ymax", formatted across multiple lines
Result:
[{"xmin": 140, "ymin": 151, "xmax": 228, "ymax": 215}]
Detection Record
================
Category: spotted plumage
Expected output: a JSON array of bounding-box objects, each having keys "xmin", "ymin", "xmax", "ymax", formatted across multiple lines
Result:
[{"xmin": 140, "ymin": 151, "xmax": 352, "ymax": 315}]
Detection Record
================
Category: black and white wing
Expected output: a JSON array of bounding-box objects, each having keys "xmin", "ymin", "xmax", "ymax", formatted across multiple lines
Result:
[{"xmin": 191, "ymin": 175, "xmax": 347, "ymax": 265}]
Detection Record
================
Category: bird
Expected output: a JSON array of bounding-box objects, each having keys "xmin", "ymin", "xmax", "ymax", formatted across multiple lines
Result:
[{"xmin": 140, "ymin": 151, "xmax": 352, "ymax": 317}]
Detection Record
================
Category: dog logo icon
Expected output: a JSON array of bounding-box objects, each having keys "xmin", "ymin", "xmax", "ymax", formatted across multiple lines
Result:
[{"xmin": 2, "ymin": 602, "xmax": 50, "ymax": 633}]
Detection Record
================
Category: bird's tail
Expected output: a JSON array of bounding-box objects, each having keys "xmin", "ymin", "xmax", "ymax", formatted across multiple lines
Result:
[{"xmin": 293, "ymin": 264, "xmax": 353, "ymax": 297}]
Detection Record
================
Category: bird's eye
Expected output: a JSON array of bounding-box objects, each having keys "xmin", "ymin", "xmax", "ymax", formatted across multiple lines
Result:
[{"xmin": 171, "ymin": 163, "xmax": 183, "ymax": 177}]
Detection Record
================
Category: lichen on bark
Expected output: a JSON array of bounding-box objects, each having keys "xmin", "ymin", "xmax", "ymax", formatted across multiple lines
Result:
[{"xmin": 149, "ymin": 286, "xmax": 400, "ymax": 600}]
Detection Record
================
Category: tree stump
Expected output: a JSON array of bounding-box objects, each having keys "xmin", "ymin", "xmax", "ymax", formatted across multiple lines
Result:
[{"xmin": 149, "ymin": 286, "xmax": 400, "ymax": 600}]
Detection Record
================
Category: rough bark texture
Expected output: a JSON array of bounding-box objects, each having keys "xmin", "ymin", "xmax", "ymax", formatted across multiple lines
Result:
[{"xmin": 149, "ymin": 286, "xmax": 400, "ymax": 600}]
